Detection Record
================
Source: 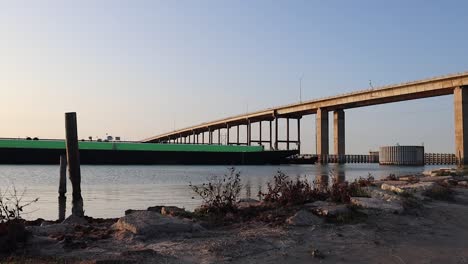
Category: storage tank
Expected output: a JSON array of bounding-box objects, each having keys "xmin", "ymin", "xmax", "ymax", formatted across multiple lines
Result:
[{"xmin": 379, "ymin": 145, "xmax": 424, "ymax": 165}]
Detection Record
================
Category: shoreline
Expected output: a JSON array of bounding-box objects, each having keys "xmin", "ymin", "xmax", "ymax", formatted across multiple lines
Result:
[{"xmin": 2, "ymin": 170, "xmax": 468, "ymax": 263}]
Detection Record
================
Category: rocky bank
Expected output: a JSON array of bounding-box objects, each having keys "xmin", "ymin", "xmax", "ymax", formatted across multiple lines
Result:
[{"xmin": 2, "ymin": 170, "xmax": 468, "ymax": 264}]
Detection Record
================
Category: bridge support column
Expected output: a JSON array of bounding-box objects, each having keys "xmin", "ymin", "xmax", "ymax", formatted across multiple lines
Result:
[
  {"xmin": 208, "ymin": 129, "xmax": 212, "ymax": 144},
  {"xmin": 316, "ymin": 108, "xmax": 329, "ymax": 163},
  {"xmin": 269, "ymin": 120, "xmax": 273, "ymax": 150},
  {"xmin": 274, "ymin": 117, "xmax": 278, "ymax": 150},
  {"xmin": 455, "ymin": 86, "xmax": 468, "ymax": 165},
  {"xmin": 286, "ymin": 118, "xmax": 290, "ymax": 150},
  {"xmin": 247, "ymin": 120, "xmax": 251, "ymax": 146},
  {"xmin": 334, "ymin": 109, "xmax": 345, "ymax": 163},
  {"xmin": 297, "ymin": 118, "xmax": 301, "ymax": 153},
  {"xmin": 226, "ymin": 125, "xmax": 230, "ymax": 145},
  {"xmin": 259, "ymin": 121, "xmax": 262, "ymax": 146}
]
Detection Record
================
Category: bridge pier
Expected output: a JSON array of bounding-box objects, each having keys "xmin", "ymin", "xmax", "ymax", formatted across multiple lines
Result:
[
  {"xmin": 274, "ymin": 116, "xmax": 279, "ymax": 150},
  {"xmin": 226, "ymin": 125, "xmax": 230, "ymax": 145},
  {"xmin": 246, "ymin": 120, "xmax": 250, "ymax": 146},
  {"xmin": 297, "ymin": 118, "xmax": 301, "ymax": 153},
  {"xmin": 455, "ymin": 86, "xmax": 468, "ymax": 165},
  {"xmin": 334, "ymin": 109, "xmax": 345, "ymax": 163},
  {"xmin": 286, "ymin": 118, "xmax": 290, "ymax": 150},
  {"xmin": 316, "ymin": 108, "xmax": 329, "ymax": 163},
  {"xmin": 269, "ymin": 120, "xmax": 273, "ymax": 149},
  {"xmin": 208, "ymin": 129, "xmax": 212, "ymax": 144}
]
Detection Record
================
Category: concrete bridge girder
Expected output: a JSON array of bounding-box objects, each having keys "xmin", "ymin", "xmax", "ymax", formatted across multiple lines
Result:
[{"xmin": 142, "ymin": 73, "xmax": 468, "ymax": 165}]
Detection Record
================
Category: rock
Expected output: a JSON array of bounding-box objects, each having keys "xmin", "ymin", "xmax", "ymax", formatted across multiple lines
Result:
[
  {"xmin": 62, "ymin": 215, "xmax": 88, "ymax": 225},
  {"xmin": 381, "ymin": 182, "xmax": 436, "ymax": 194},
  {"xmin": 443, "ymin": 179, "xmax": 459, "ymax": 186},
  {"xmin": 364, "ymin": 187, "xmax": 402, "ymax": 202},
  {"xmin": 125, "ymin": 209, "xmax": 147, "ymax": 215},
  {"xmin": 113, "ymin": 211, "xmax": 202, "ymax": 238},
  {"xmin": 161, "ymin": 206, "xmax": 186, "ymax": 216},
  {"xmin": 398, "ymin": 176, "xmax": 417, "ymax": 182},
  {"xmin": 286, "ymin": 210, "xmax": 322, "ymax": 226},
  {"xmin": 458, "ymin": 181, "xmax": 468, "ymax": 187},
  {"xmin": 380, "ymin": 181, "xmax": 408, "ymax": 186},
  {"xmin": 238, "ymin": 198, "xmax": 261, "ymax": 208},
  {"xmin": 398, "ymin": 174, "xmax": 423, "ymax": 182},
  {"xmin": 429, "ymin": 168, "xmax": 458, "ymax": 177},
  {"xmin": 419, "ymin": 176, "xmax": 453, "ymax": 182},
  {"xmin": 422, "ymin": 170, "xmax": 432, "ymax": 176},
  {"xmin": 453, "ymin": 176, "xmax": 468, "ymax": 181},
  {"xmin": 311, "ymin": 249, "xmax": 325, "ymax": 259},
  {"xmin": 305, "ymin": 201, "xmax": 350, "ymax": 217},
  {"xmin": 350, "ymin": 197, "xmax": 404, "ymax": 214},
  {"xmin": 147, "ymin": 206, "xmax": 164, "ymax": 213}
]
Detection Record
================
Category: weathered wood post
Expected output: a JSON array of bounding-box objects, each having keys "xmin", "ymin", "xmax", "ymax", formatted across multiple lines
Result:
[
  {"xmin": 65, "ymin": 112, "xmax": 84, "ymax": 217},
  {"xmin": 58, "ymin": 155, "xmax": 67, "ymax": 221},
  {"xmin": 58, "ymin": 196, "xmax": 66, "ymax": 221},
  {"xmin": 59, "ymin": 155, "xmax": 67, "ymax": 196}
]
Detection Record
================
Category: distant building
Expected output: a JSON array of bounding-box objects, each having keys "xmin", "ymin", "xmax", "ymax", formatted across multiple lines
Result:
[{"xmin": 379, "ymin": 146, "xmax": 424, "ymax": 166}]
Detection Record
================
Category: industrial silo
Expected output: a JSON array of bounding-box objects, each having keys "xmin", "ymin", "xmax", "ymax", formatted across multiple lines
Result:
[{"xmin": 379, "ymin": 145, "xmax": 424, "ymax": 165}]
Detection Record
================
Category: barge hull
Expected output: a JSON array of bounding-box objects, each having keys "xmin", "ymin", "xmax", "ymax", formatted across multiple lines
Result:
[{"xmin": 0, "ymin": 148, "xmax": 298, "ymax": 165}]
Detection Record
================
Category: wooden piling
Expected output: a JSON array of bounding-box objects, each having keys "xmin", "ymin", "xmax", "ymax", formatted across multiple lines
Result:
[
  {"xmin": 59, "ymin": 155, "xmax": 67, "ymax": 196},
  {"xmin": 58, "ymin": 196, "xmax": 66, "ymax": 221},
  {"xmin": 65, "ymin": 112, "xmax": 84, "ymax": 217}
]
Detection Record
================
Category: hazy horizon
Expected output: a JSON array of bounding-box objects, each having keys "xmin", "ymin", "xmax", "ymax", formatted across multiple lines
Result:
[{"xmin": 1, "ymin": 1, "xmax": 467, "ymax": 154}]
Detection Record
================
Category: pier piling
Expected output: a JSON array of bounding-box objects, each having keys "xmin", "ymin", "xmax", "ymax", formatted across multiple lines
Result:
[
  {"xmin": 65, "ymin": 112, "xmax": 84, "ymax": 217},
  {"xmin": 59, "ymin": 155, "xmax": 67, "ymax": 196}
]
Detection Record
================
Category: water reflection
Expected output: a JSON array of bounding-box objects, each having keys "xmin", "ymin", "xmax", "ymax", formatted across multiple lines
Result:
[
  {"xmin": 244, "ymin": 180, "xmax": 252, "ymax": 199},
  {"xmin": 314, "ymin": 174, "xmax": 329, "ymax": 191}
]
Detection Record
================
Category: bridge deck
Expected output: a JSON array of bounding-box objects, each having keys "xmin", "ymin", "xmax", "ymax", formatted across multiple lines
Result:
[{"xmin": 142, "ymin": 72, "xmax": 468, "ymax": 143}]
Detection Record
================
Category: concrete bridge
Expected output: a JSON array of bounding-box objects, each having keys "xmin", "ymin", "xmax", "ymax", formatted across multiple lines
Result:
[{"xmin": 142, "ymin": 72, "xmax": 468, "ymax": 164}]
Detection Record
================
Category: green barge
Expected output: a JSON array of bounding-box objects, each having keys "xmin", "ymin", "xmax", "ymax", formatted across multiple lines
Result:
[{"xmin": 0, "ymin": 139, "xmax": 297, "ymax": 165}]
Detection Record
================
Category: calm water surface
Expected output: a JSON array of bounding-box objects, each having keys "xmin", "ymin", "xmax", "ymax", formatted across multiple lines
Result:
[{"xmin": 0, "ymin": 164, "xmax": 453, "ymax": 220}]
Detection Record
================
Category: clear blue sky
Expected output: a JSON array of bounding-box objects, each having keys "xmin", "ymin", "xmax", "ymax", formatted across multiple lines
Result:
[{"xmin": 0, "ymin": 1, "xmax": 467, "ymax": 154}]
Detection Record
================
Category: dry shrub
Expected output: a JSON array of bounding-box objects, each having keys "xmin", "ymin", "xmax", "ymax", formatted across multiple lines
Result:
[
  {"xmin": 330, "ymin": 181, "xmax": 351, "ymax": 203},
  {"xmin": 0, "ymin": 186, "xmax": 38, "ymax": 254},
  {"xmin": 0, "ymin": 186, "xmax": 38, "ymax": 223},
  {"xmin": 190, "ymin": 167, "xmax": 242, "ymax": 214},
  {"xmin": 383, "ymin": 174, "xmax": 398, "ymax": 181},
  {"xmin": 259, "ymin": 172, "xmax": 376, "ymax": 206},
  {"xmin": 330, "ymin": 174, "xmax": 375, "ymax": 203},
  {"xmin": 348, "ymin": 174, "xmax": 374, "ymax": 198},
  {"xmin": 258, "ymin": 171, "xmax": 327, "ymax": 206}
]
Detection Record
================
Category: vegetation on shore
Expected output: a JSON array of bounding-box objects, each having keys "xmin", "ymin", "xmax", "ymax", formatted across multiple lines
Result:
[
  {"xmin": 0, "ymin": 186, "xmax": 38, "ymax": 254},
  {"xmin": 188, "ymin": 168, "xmax": 374, "ymax": 225}
]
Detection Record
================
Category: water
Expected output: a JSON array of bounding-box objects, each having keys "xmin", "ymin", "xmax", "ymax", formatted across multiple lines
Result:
[{"xmin": 0, "ymin": 164, "xmax": 453, "ymax": 220}]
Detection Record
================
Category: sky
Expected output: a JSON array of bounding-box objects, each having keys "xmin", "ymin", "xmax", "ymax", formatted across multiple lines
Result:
[{"xmin": 0, "ymin": 0, "xmax": 467, "ymax": 154}]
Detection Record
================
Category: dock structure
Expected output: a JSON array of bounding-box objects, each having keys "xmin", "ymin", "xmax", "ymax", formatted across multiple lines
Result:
[
  {"xmin": 424, "ymin": 153, "xmax": 458, "ymax": 165},
  {"xmin": 142, "ymin": 72, "xmax": 468, "ymax": 165}
]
